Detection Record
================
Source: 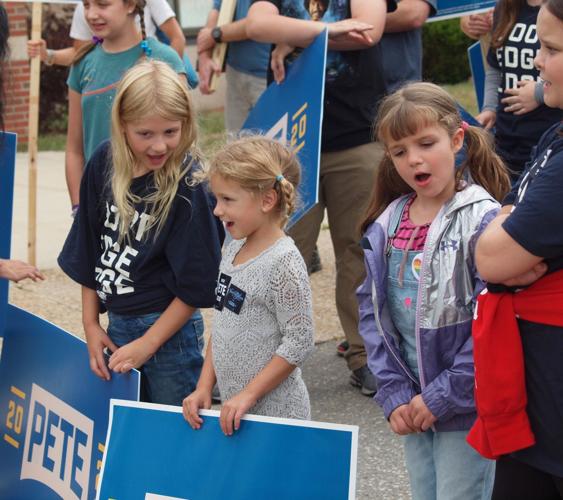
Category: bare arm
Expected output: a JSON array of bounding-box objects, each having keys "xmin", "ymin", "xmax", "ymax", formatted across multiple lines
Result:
[
  {"xmin": 197, "ymin": 9, "xmax": 221, "ymax": 94},
  {"xmin": 108, "ymin": 297, "xmax": 196, "ymax": 372},
  {"xmin": 159, "ymin": 17, "xmax": 186, "ymax": 59},
  {"xmin": 384, "ymin": 0, "xmax": 431, "ymax": 33},
  {"xmin": 82, "ymin": 286, "xmax": 118, "ymax": 380},
  {"xmin": 66, "ymin": 89, "xmax": 85, "ymax": 206},
  {"xmin": 247, "ymin": 0, "xmax": 386, "ymax": 50},
  {"xmin": 183, "ymin": 341, "xmax": 217, "ymax": 429},
  {"xmin": 27, "ymin": 39, "xmax": 88, "ymax": 67}
]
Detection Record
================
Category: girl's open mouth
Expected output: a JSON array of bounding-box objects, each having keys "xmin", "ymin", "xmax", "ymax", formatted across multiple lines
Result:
[{"xmin": 415, "ymin": 173, "xmax": 431, "ymax": 183}]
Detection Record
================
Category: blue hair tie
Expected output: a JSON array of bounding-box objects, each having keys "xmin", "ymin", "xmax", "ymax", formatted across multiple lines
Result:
[
  {"xmin": 92, "ymin": 36, "xmax": 103, "ymax": 45},
  {"xmin": 276, "ymin": 174, "xmax": 284, "ymax": 182},
  {"xmin": 140, "ymin": 40, "xmax": 152, "ymax": 57}
]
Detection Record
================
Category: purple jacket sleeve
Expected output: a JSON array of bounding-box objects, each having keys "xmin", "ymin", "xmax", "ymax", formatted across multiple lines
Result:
[{"xmin": 357, "ymin": 229, "xmax": 416, "ymax": 419}]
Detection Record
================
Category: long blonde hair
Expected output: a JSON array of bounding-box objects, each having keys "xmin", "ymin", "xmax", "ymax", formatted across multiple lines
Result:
[
  {"xmin": 202, "ymin": 136, "xmax": 301, "ymax": 228},
  {"xmin": 110, "ymin": 60, "xmax": 197, "ymax": 242},
  {"xmin": 361, "ymin": 82, "xmax": 511, "ymax": 233}
]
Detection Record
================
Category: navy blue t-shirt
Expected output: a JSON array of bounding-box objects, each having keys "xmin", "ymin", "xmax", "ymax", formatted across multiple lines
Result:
[
  {"xmin": 258, "ymin": 0, "xmax": 396, "ymax": 152},
  {"xmin": 487, "ymin": 4, "xmax": 562, "ymax": 178},
  {"xmin": 502, "ymin": 122, "xmax": 563, "ymax": 477},
  {"xmin": 58, "ymin": 141, "xmax": 224, "ymax": 315}
]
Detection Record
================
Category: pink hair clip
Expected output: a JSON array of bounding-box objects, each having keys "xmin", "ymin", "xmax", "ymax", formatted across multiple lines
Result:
[{"xmin": 461, "ymin": 120, "xmax": 469, "ymax": 131}]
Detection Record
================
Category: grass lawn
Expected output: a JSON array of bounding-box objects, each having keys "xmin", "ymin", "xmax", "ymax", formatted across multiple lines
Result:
[{"xmin": 31, "ymin": 79, "xmax": 479, "ymax": 153}]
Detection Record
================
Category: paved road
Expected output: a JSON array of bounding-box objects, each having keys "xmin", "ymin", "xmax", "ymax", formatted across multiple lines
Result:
[{"xmin": 302, "ymin": 341, "xmax": 411, "ymax": 500}]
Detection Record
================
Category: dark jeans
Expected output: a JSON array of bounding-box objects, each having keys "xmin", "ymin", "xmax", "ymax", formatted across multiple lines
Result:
[
  {"xmin": 108, "ymin": 310, "xmax": 204, "ymax": 406},
  {"xmin": 493, "ymin": 456, "xmax": 563, "ymax": 500}
]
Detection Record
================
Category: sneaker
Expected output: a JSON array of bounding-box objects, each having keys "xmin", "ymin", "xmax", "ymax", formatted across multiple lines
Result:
[
  {"xmin": 336, "ymin": 340, "xmax": 349, "ymax": 357},
  {"xmin": 350, "ymin": 365, "xmax": 377, "ymax": 396},
  {"xmin": 211, "ymin": 384, "xmax": 221, "ymax": 404}
]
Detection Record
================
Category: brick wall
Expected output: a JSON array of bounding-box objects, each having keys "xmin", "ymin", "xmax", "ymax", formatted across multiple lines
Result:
[{"xmin": 4, "ymin": 2, "xmax": 30, "ymax": 143}]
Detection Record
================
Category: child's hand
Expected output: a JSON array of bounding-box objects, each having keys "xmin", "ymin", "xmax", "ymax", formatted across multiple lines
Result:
[
  {"xmin": 84, "ymin": 323, "xmax": 118, "ymax": 381},
  {"xmin": 476, "ymin": 109, "xmax": 496, "ymax": 130},
  {"xmin": 219, "ymin": 391, "xmax": 257, "ymax": 436},
  {"xmin": 389, "ymin": 404, "xmax": 417, "ymax": 435},
  {"xmin": 108, "ymin": 337, "xmax": 154, "ymax": 373},
  {"xmin": 502, "ymin": 80, "xmax": 540, "ymax": 115},
  {"xmin": 0, "ymin": 258, "xmax": 45, "ymax": 283},
  {"xmin": 183, "ymin": 388, "xmax": 213, "ymax": 430},
  {"xmin": 408, "ymin": 395, "xmax": 437, "ymax": 432}
]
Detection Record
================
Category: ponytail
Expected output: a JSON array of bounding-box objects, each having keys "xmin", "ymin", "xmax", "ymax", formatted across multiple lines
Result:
[
  {"xmin": 457, "ymin": 125, "xmax": 511, "ymax": 202},
  {"xmin": 275, "ymin": 175, "xmax": 298, "ymax": 226}
]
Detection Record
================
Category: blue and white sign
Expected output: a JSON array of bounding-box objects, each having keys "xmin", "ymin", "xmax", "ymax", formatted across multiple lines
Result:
[
  {"xmin": 243, "ymin": 30, "xmax": 327, "ymax": 228},
  {"xmin": 0, "ymin": 306, "xmax": 140, "ymax": 499},
  {"xmin": 468, "ymin": 41, "xmax": 486, "ymax": 111},
  {"xmin": 432, "ymin": 0, "xmax": 495, "ymax": 22},
  {"xmin": 98, "ymin": 400, "xmax": 358, "ymax": 500},
  {"xmin": 0, "ymin": 132, "xmax": 16, "ymax": 334}
]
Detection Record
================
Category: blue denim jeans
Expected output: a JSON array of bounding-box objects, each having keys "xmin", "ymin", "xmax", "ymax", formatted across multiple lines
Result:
[
  {"xmin": 107, "ymin": 310, "xmax": 204, "ymax": 406},
  {"xmin": 404, "ymin": 429, "xmax": 495, "ymax": 500}
]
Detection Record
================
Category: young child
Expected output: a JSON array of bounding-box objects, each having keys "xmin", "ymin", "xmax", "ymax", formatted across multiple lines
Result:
[
  {"xmin": 476, "ymin": 0, "xmax": 562, "ymax": 181},
  {"xmin": 58, "ymin": 61, "xmax": 223, "ymax": 406},
  {"xmin": 357, "ymin": 82, "xmax": 511, "ymax": 500},
  {"xmin": 471, "ymin": 0, "xmax": 563, "ymax": 496},
  {"xmin": 66, "ymin": 0, "xmax": 185, "ymax": 215},
  {"xmin": 183, "ymin": 136, "xmax": 314, "ymax": 436}
]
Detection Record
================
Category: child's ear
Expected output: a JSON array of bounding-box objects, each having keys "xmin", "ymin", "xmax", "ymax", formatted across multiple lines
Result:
[
  {"xmin": 452, "ymin": 127, "xmax": 465, "ymax": 153},
  {"xmin": 261, "ymin": 188, "xmax": 278, "ymax": 213}
]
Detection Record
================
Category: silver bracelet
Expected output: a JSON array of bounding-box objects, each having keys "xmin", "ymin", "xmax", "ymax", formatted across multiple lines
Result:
[{"xmin": 45, "ymin": 48, "xmax": 55, "ymax": 66}]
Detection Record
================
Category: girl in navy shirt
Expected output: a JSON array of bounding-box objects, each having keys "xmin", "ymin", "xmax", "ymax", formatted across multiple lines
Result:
[
  {"xmin": 59, "ymin": 60, "xmax": 223, "ymax": 406},
  {"xmin": 475, "ymin": 0, "xmax": 563, "ymax": 496},
  {"xmin": 477, "ymin": 0, "xmax": 562, "ymax": 181}
]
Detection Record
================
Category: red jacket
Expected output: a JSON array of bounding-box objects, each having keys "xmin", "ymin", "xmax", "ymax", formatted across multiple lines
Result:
[{"xmin": 467, "ymin": 270, "xmax": 563, "ymax": 459}]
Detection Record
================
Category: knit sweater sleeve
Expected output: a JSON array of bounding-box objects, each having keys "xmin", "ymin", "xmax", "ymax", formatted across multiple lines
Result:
[{"xmin": 270, "ymin": 246, "xmax": 315, "ymax": 367}]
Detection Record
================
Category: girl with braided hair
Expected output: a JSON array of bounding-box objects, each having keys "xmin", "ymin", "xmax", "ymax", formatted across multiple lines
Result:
[
  {"xmin": 183, "ymin": 136, "xmax": 315, "ymax": 436},
  {"xmin": 65, "ymin": 0, "xmax": 185, "ymax": 217}
]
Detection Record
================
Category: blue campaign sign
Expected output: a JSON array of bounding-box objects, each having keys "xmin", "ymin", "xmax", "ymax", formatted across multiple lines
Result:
[
  {"xmin": 242, "ymin": 30, "xmax": 327, "ymax": 228},
  {"xmin": 98, "ymin": 400, "xmax": 358, "ymax": 500},
  {"xmin": 432, "ymin": 0, "xmax": 495, "ymax": 21},
  {"xmin": 0, "ymin": 132, "xmax": 16, "ymax": 334},
  {"xmin": 468, "ymin": 41, "xmax": 486, "ymax": 111},
  {"xmin": 0, "ymin": 305, "xmax": 140, "ymax": 500}
]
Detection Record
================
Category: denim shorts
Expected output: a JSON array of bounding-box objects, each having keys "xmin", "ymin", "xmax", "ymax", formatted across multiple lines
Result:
[{"xmin": 107, "ymin": 310, "xmax": 204, "ymax": 406}]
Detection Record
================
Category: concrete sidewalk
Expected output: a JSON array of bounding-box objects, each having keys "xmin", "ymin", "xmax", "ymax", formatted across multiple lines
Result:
[{"xmin": 11, "ymin": 151, "xmax": 72, "ymax": 269}]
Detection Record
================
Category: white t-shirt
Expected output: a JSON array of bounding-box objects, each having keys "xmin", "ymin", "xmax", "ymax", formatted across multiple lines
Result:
[{"xmin": 70, "ymin": 0, "xmax": 175, "ymax": 41}]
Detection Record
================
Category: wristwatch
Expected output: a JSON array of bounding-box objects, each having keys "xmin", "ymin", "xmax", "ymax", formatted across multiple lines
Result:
[{"xmin": 211, "ymin": 26, "xmax": 223, "ymax": 44}]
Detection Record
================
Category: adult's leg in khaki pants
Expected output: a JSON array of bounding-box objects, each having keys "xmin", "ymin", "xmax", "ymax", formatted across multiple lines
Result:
[
  {"xmin": 323, "ymin": 142, "xmax": 382, "ymax": 371},
  {"xmin": 289, "ymin": 141, "xmax": 383, "ymax": 372}
]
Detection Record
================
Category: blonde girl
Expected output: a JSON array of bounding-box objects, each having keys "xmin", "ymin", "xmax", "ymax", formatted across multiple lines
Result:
[
  {"xmin": 183, "ymin": 136, "xmax": 314, "ymax": 436},
  {"xmin": 357, "ymin": 82, "xmax": 510, "ymax": 500},
  {"xmin": 59, "ymin": 61, "xmax": 223, "ymax": 405},
  {"xmin": 66, "ymin": 0, "xmax": 185, "ymax": 216}
]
